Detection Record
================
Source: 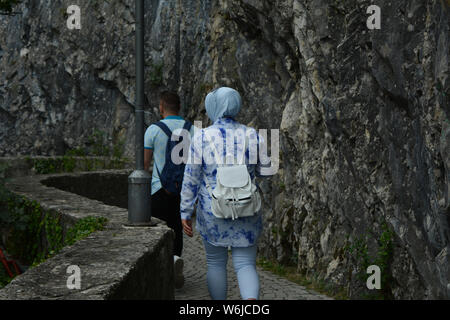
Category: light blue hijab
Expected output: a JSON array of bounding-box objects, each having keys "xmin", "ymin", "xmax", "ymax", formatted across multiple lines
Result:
[{"xmin": 205, "ymin": 87, "xmax": 242, "ymax": 122}]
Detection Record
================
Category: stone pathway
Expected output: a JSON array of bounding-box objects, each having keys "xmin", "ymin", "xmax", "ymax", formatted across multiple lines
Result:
[{"xmin": 175, "ymin": 231, "xmax": 332, "ymax": 300}]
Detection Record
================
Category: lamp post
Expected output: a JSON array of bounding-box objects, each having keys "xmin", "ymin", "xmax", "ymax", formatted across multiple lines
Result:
[{"xmin": 127, "ymin": 0, "xmax": 152, "ymax": 226}]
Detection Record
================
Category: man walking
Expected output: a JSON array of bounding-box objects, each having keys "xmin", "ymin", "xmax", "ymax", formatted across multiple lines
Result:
[{"xmin": 144, "ymin": 91, "xmax": 194, "ymax": 289}]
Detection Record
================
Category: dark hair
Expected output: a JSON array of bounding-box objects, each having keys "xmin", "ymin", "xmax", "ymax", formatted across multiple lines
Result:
[{"xmin": 160, "ymin": 91, "xmax": 181, "ymax": 113}]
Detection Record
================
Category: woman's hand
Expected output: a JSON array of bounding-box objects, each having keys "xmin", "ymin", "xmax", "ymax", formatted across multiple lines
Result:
[{"xmin": 182, "ymin": 219, "xmax": 193, "ymax": 237}]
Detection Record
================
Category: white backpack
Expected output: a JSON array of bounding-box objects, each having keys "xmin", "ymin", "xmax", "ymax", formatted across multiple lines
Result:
[{"xmin": 205, "ymin": 134, "xmax": 261, "ymax": 220}]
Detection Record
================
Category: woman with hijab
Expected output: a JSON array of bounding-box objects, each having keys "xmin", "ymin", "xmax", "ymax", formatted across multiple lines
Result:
[{"xmin": 180, "ymin": 87, "xmax": 271, "ymax": 300}]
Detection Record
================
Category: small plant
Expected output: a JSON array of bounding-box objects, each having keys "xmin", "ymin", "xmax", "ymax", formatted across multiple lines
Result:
[
  {"xmin": 65, "ymin": 147, "xmax": 87, "ymax": 157},
  {"xmin": 345, "ymin": 235, "xmax": 371, "ymax": 282},
  {"xmin": 30, "ymin": 215, "xmax": 107, "ymax": 267},
  {"xmin": 33, "ymin": 158, "xmax": 58, "ymax": 174},
  {"xmin": 61, "ymin": 155, "xmax": 76, "ymax": 172},
  {"xmin": 259, "ymin": 258, "xmax": 287, "ymax": 276},
  {"xmin": 44, "ymin": 213, "xmax": 63, "ymax": 254},
  {"xmin": 65, "ymin": 216, "xmax": 107, "ymax": 246},
  {"xmin": 88, "ymin": 130, "xmax": 111, "ymax": 157},
  {"xmin": 344, "ymin": 222, "xmax": 395, "ymax": 299},
  {"xmin": 112, "ymin": 137, "xmax": 125, "ymax": 159},
  {"xmin": 59, "ymin": 7, "xmax": 68, "ymax": 19},
  {"xmin": 271, "ymin": 225, "xmax": 278, "ymax": 235},
  {"xmin": 32, "ymin": 156, "xmax": 77, "ymax": 174},
  {"xmin": 149, "ymin": 62, "xmax": 164, "ymax": 86}
]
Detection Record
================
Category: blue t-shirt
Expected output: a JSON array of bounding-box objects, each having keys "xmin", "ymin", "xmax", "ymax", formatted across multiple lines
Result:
[{"xmin": 144, "ymin": 115, "xmax": 195, "ymax": 195}]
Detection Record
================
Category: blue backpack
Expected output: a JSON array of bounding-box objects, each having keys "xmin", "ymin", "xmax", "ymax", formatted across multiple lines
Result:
[{"xmin": 154, "ymin": 120, "xmax": 192, "ymax": 195}]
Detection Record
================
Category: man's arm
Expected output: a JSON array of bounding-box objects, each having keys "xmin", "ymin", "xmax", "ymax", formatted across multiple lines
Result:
[
  {"xmin": 144, "ymin": 149, "xmax": 153, "ymax": 172},
  {"xmin": 144, "ymin": 124, "xmax": 155, "ymax": 172}
]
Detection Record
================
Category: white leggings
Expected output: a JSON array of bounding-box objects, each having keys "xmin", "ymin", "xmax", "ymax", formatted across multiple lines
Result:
[{"xmin": 203, "ymin": 239, "xmax": 260, "ymax": 300}]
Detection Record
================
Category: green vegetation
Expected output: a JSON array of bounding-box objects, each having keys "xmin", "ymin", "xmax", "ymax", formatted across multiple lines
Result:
[
  {"xmin": 344, "ymin": 222, "xmax": 395, "ymax": 299},
  {"xmin": 28, "ymin": 156, "xmax": 76, "ymax": 174},
  {"xmin": 68, "ymin": 129, "xmax": 127, "ymax": 159},
  {"xmin": 436, "ymin": 78, "xmax": 447, "ymax": 98},
  {"xmin": 21, "ymin": 130, "xmax": 129, "ymax": 175},
  {"xmin": 149, "ymin": 62, "xmax": 164, "ymax": 86},
  {"xmin": 112, "ymin": 138, "xmax": 126, "ymax": 159},
  {"xmin": 0, "ymin": 166, "xmax": 107, "ymax": 288},
  {"xmin": 257, "ymin": 257, "xmax": 348, "ymax": 300},
  {"xmin": 59, "ymin": 7, "xmax": 68, "ymax": 19},
  {"xmin": 258, "ymin": 222, "xmax": 395, "ymax": 300},
  {"xmin": 1, "ymin": 194, "xmax": 107, "ymax": 266},
  {"xmin": 65, "ymin": 147, "xmax": 87, "ymax": 157},
  {"xmin": 71, "ymin": 129, "xmax": 127, "ymax": 160},
  {"xmin": 88, "ymin": 130, "xmax": 111, "ymax": 157},
  {"xmin": 64, "ymin": 216, "xmax": 108, "ymax": 246}
]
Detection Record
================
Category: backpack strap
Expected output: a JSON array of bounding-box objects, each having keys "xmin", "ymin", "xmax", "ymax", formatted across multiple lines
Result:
[
  {"xmin": 203, "ymin": 128, "xmax": 249, "ymax": 197},
  {"xmin": 152, "ymin": 120, "xmax": 191, "ymax": 182},
  {"xmin": 156, "ymin": 120, "xmax": 192, "ymax": 138},
  {"xmin": 182, "ymin": 121, "xmax": 192, "ymax": 133},
  {"xmin": 153, "ymin": 121, "xmax": 173, "ymax": 139},
  {"xmin": 152, "ymin": 121, "xmax": 173, "ymax": 180}
]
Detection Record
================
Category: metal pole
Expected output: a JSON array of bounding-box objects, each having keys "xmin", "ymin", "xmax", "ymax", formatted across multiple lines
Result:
[
  {"xmin": 135, "ymin": 0, "xmax": 145, "ymax": 171},
  {"xmin": 127, "ymin": 0, "xmax": 152, "ymax": 226}
]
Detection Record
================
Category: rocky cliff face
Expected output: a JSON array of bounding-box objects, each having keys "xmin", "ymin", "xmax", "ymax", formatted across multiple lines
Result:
[{"xmin": 0, "ymin": 0, "xmax": 449, "ymax": 299}]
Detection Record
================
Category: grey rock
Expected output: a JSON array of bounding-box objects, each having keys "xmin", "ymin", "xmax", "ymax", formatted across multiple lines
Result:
[{"xmin": 0, "ymin": 0, "xmax": 448, "ymax": 299}]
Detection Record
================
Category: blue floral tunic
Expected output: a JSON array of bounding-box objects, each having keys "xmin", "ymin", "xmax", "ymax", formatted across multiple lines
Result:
[{"xmin": 180, "ymin": 118, "xmax": 268, "ymax": 247}]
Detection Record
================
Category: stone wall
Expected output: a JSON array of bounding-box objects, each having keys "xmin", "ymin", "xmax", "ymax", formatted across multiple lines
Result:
[
  {"xmin": 0, "ymin": 170, "xmax": 174, "ymax": 300},
  {"xmin": 0, "ymin": 0, "xmax": 448, "ymax": 299},
  {"xmin": 42, "ymin": 171, "xmax": 130, "ymax": 209},
  {"xmin": 0, "ymin": 156, "xmax": 133, "ymax": 179}
]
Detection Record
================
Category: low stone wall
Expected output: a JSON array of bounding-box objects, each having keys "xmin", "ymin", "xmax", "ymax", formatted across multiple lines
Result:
[
  {"xmin": 0, "ymin": 156, "xmax": 134, "ymax": 179},
  {"xmin": 0, "ymin": 170, "xmax": 174, "ymax": 300},
  {"xmin": 43, "ymin": 171, "xmax": 129, "ymax": 210}
]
